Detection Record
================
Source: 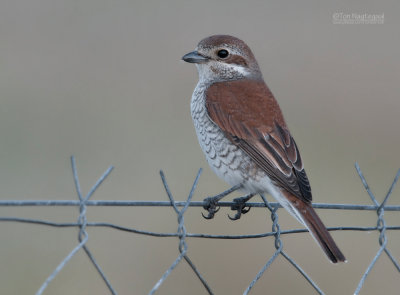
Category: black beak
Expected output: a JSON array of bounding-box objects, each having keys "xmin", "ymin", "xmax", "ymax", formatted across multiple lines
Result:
[{"xmin": 182, "ymin": 51, "xmax": 209, "ymax": 63}]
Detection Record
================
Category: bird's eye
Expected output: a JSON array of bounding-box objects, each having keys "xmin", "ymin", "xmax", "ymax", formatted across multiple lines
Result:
[{"xmin": 217, "ymin": 49, "xmax": 229, "ymax": 59}]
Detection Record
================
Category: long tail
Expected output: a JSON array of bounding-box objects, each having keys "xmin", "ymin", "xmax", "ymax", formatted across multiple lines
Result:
[{"xmin": 282, "ymin": 191, "xmax": 346, "ymax": 263}]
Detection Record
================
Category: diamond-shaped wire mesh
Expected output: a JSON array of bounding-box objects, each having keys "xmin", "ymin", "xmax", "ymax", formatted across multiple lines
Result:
[{"xmin": 0, "ymin": 157, "xmax": 399, "ymax": 295}]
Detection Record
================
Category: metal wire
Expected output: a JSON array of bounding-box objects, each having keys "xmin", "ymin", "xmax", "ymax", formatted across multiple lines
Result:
[{"xmin": 0, "ymin": 158, "xmax": 399, "ymax": 295}]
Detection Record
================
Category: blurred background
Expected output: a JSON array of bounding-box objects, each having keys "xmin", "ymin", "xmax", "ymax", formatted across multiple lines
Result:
[{"xmin": 0, "ymin": 0, "xmax": 399, "ymax": 294}]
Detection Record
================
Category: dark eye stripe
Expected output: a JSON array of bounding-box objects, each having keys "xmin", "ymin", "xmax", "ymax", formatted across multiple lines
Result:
[{"xmin": 225, "ymin": 55, "xmax": 248, "ymax": 67}]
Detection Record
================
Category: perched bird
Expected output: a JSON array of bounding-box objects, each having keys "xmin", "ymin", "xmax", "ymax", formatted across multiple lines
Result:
[{"xmin": 182, "ymin": 35, "xmax": 346, "ymax": 263}]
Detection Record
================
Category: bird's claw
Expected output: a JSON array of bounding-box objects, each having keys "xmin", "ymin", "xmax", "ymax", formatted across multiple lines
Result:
[
  {"xmin": 228, "ymin": 197, "xmax": 251, "ymax": 220},
  {"xmin": 202, "ymin": 196, "xmax": 221, "ymax": 219}
]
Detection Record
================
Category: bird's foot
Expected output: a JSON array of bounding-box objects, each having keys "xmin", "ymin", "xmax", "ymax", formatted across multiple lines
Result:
[
  {"xmin": 201, "ymin": 184, "xmax": 243, "ymax": 219},
  {"xmin": 228, "ymin": 194, "xmax": 255, "ymax": 220},
  {"xmin": 202, "ymin": 196, "xmax": 221, "ymax": 219}
]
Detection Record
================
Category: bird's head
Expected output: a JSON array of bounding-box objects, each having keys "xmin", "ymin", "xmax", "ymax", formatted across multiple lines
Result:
[{"xmin": 182, "ymin": 35, "xmax": 262, "ymax": 83}]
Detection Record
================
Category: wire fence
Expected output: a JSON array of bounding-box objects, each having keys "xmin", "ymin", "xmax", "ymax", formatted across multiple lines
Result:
[{"xmin": 0, "ymin": 156, "xmax": 399, "ymax": 295}]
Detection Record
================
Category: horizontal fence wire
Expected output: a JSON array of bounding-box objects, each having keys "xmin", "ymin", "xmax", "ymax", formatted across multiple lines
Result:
[{"xmin": 0, "ymin": 156, "xmax": 399, "ymax": 295}]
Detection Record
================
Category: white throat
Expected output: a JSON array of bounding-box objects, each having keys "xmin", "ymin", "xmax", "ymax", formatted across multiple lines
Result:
[{"xmin": 195, "ymin": 63, "xmax": 250, "ymax": 84}]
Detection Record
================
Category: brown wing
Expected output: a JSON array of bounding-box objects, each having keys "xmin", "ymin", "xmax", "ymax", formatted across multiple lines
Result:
[{"xmin": 205, "ymin": 79, "xmax": 312, "ymax": 203}]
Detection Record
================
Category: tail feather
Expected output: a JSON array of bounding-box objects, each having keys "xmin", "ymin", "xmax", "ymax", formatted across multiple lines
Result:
[
  {"xmin": 282, "ymin": 191, "xmax": 346, "ymax": 263},
  {"xmin": 301, "ymin": 203, "xmax": 346, "ymax": 263}
]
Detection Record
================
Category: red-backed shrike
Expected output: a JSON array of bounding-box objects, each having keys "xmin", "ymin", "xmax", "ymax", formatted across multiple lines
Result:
[{"xmin": 182, "ymin": 35, "xmax": 345, "ymax": 263}]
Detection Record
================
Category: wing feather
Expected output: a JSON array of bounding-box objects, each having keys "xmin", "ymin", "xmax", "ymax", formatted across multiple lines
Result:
[{"xmin": 206, "ymin": 80, "xmax": 312, "ymax": 203}]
